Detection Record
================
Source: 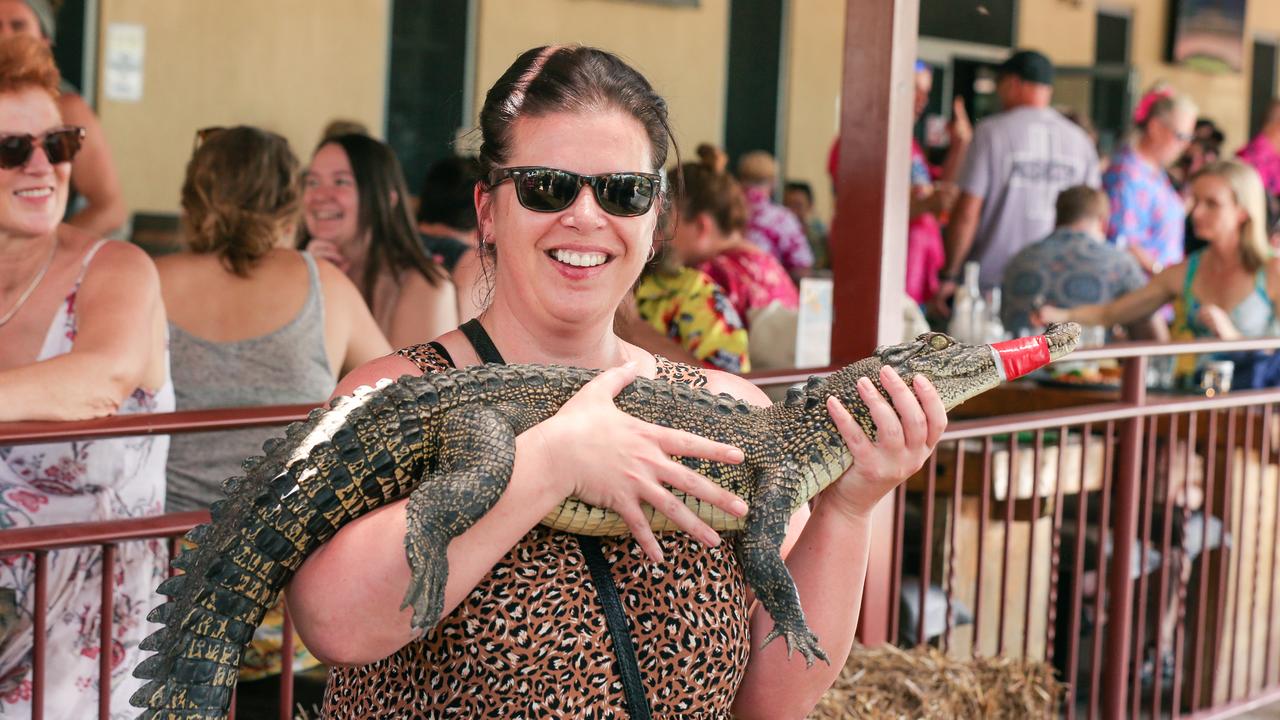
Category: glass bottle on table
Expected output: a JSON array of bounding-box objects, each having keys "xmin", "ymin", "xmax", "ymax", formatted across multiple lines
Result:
[
  {"xmin": 949, "ymin": 261, "xmax": 984, "ymax": 343},
  {"xmin": 986, "ymin": 287, "xmax": 1006, "ymax": 343}
]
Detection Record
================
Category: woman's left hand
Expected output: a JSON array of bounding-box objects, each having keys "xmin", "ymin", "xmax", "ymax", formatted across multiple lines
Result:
[{"xmin": 822, "ymin": 366, "xmax": 947, "ymax": 518}]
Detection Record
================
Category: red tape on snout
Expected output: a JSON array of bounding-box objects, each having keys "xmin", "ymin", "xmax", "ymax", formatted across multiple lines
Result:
[{"xmin": 991, "ymin": 336, "xmax": 1051, "ymax": 381}]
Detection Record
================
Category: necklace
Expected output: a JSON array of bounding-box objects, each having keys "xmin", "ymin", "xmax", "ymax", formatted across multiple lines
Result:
[{"xmin": 0, "ymin": 239, "xmax": 57, "ymax": 327}]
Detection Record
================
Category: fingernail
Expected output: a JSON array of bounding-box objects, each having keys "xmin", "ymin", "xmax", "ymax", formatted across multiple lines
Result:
[
  {"xmin": 622, "ymin": 361, "xmax": 637, "ymax": 370},
  {"xmin": 858, "ymin": 377, "xmax": 873, "ymax": 390},
  {"xmin": 731, "ymin": 499, "xmax": 749, "ymax": 516},
  {"xmin": 729, "ymin": 448, "xmax": 745, "ymax": 462},
  {"xmin": 705, "ymin": 531, "xmax": 721, "ymax": 547}
]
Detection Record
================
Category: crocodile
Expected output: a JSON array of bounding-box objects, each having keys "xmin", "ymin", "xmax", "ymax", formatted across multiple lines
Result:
[{"xmin": 130, "ymin": 323, "xmax": 1080, "ymax": 719}]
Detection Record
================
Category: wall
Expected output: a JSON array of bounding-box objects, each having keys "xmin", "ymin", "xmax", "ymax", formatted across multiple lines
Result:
[
  {"xmin": 782, "ymin": 0, "xmax": 844, "ymax": 222},
  {"xmin": 96, "ymin": 0, "xmax": 390, "ymax": 215},
  {"xmin": 1017, "ymin": 0, "xmax": 1280, "ymax": 151},
  {"xmin": 1017, "ymin": 1, "xmax": 1095, "ymax": 67},
  {"xmin": 473, "ymin": 0, "xmax": 729, "ymax": 167}
]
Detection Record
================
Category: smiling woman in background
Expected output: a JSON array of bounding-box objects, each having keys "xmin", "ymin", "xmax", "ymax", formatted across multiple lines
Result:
[
  {"xmin": 0, "ymin": 35, "xmax": 169, "ymax": 717},
  {"xmin": 300, "ymin": 133, "xmax": 457, "ymax": 347},
  {"xmin": 0, "ymin": 0, "xmax": 126, "ymax": 236}
]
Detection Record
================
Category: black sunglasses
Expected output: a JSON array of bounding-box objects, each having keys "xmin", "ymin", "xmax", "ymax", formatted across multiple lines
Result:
[
  {"xmin": 0, "ymin": 126, "xmax": 85, "ymax": 169},
  {"xmin": 487, "ymin": 166, "xmax": 662, "ymax": 217}
]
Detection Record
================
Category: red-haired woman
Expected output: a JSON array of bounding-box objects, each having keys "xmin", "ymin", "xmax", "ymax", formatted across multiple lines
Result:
[{"xmin": 0, "ymin": 35, "xmax": 171, "ymax": 716}]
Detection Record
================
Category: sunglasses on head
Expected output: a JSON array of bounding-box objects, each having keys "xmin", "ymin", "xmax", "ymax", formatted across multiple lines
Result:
[
  {"xmin": 0, "ymin": 126, "xmax": 85, "ymax": 170},
  {"xmin": 193, "ymin": 126, "xmax": 225, "ymax": 151},
  {"xmin": 487, "ymin": 166, "xmax": 662, "ymax": 217}
]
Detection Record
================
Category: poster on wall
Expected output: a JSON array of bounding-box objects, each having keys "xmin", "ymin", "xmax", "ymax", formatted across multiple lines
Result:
[
  {"xmin": 103, "ymin": 23, "xmax": 145, "ymax": 102},
  {"xmin": 1168, "ymin": 0, "xmax": 1247, "ymax": 73}
]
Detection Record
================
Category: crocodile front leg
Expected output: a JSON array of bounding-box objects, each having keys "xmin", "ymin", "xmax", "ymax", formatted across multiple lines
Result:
[
  {"xmin": 736, "ymin": 466, "xmax": 830, "ymax": 666},
  {"xmin": 402, "ymin": 404, "xmax": 524, "ymax": 632}
]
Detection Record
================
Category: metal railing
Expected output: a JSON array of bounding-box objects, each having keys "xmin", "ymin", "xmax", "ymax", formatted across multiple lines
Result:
[
  {"xmin": 0, "ymin": 409, "xmax": 313, "ymax": 720},
  {"xmin": 867, "ymin": 337, "xmax": 1280, "ymax": 719},
  {"xmin": 2, "ymin": 337, "xmax": 1280, "ymax": 719}
]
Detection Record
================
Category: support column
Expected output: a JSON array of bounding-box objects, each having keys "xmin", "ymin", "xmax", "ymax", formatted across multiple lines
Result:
[{"xmin": 828, "ymin": 0, "xmax": 918, "ymax": 644}]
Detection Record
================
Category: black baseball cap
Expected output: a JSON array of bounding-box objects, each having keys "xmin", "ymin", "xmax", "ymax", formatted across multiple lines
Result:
[{"xmin": 996, "ymin": 49, "xmax": 1054, "ymax": 85}]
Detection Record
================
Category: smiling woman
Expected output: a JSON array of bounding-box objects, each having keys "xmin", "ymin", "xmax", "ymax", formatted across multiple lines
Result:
[
  {"xmin": 0, "ymin": 34, "xmax": 172, "ymax": 718},
  {"xmin": 285, "ymin": 44, "xmax": 946, "ymax": 719},
  {"xmin": 299, "ymin": 134, "xmax": 457, "ymax": 347},
  {"xmin": 0, "ymin": 0, "xmax": 126, "ymax": 236}
]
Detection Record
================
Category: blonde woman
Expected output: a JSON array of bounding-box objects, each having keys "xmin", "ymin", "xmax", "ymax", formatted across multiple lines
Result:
[{"xmin": 1039, "ymin": 160, "xmax": 1278, "ymax": 376}]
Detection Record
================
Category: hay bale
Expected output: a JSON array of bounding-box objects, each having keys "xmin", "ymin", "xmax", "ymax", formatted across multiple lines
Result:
[{"xmin": 809, "ymin": 643, "xmax": 1063, "ymax": 719}]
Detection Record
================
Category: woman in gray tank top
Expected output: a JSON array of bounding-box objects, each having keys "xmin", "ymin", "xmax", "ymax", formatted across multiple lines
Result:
[
  {"xmin": 157, "ymin": 126, "xmax": 390, "ymax": 512},
  {"xmin": 156, "ymin": 126, "xmax": 391, "ymax": 715}
]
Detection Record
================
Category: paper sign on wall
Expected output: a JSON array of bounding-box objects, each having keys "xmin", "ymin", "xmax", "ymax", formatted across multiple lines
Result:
[
  {"xmin": 104, "ymin": 23, "xmax": 145, "ymax": 102},
  {"xmin": 795, "ymin": 277, "xmax": 833, "ymax": 369}
]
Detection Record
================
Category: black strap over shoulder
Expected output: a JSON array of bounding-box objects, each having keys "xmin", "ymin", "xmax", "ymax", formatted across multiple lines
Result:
[
  {"xmin": 459, "ymin": 318, "xmax": 506, "ymax": 364},
  {"xmin": 579, "ymin": 536, "xmax": 653, "ymax": 719},
  {"xmin": 454, "ymin": 318, "xmax": 653, "ymax": 718}
]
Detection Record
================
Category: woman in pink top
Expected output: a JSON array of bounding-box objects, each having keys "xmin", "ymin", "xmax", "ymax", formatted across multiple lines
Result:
[{"xmin": 669, "ymin": 160, "xmax": 798, "ymax": 327}]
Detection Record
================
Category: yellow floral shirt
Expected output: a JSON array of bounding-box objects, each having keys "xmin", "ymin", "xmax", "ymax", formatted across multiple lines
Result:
[{"xmin": 635, "ymin": 267, "xmax": 750, "ymax": 373}]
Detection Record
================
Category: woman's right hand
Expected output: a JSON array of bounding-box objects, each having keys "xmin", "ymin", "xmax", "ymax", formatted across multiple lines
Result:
[
  {"xmin": 529, "ymin": 362, "xmax": 751, "ymax": 562},
  {"xmin": 1032, "ymin": 304, "xmax": 1071, "ymax": 327}
]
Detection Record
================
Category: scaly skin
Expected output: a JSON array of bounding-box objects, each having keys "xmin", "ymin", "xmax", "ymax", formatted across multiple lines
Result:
[{"xmin": 130, "ymin": 323, "xmax": 1081, "ymax": 720}]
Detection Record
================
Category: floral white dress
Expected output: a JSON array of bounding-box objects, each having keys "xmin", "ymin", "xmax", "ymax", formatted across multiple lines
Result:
[{"xmin": 0, "ymin": 240, "xmax": 173, "ymax": 719}]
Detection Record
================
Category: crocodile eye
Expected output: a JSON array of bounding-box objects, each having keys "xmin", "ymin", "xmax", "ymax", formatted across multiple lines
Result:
[{"xmin": 929, "ymin": 334, "xmax": 951, "ymax": 350}]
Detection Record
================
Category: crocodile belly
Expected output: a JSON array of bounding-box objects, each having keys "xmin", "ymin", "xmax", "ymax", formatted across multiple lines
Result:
[{"xmin": 541, "ymin": 495, "xmax": 749, "ymax": 536}]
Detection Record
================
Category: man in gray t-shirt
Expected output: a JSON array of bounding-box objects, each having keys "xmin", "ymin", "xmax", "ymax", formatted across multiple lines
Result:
[{"xmin": 932, "ymin": 49, "xmax": 1100, "ymax": 313}]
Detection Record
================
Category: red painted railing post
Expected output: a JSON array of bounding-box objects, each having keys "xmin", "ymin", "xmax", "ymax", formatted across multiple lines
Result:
[
  {"xmin": 1102, "ymin": 356, "xmax": 1148, "ymax": 719},
  {"xmin": 32, "ymin": 551, "xmax": 46, "ymax": 720}
]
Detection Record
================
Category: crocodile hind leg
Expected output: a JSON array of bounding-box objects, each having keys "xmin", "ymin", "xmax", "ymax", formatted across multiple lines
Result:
[
  {"xmin": 735, "ymin": 469, "xmax": 830, "ymax": 667},
  {"xmin": 401, "ymin": 404, "xmax": 532, "ymax": 632}
]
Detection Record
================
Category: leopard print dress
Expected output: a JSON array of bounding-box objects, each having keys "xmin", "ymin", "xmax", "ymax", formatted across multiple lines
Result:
[{"xmin": 321, "ymin": 345, "xmax": 752, "ymax": 719}]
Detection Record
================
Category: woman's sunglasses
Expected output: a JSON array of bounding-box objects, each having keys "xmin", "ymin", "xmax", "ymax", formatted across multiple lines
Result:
[
  {"xmin": 487, "ymin": 166, "xmax": 661, "ymax": 217},
  {"xmin": 0, "ymin": 126, "xmax": 86, "ymax": 169}
]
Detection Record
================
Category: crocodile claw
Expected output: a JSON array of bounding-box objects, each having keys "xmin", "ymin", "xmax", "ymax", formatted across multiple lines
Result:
[
  {"xmin": 761, "ymin": 624, "xmax": 830, "ymax": 667},
  {"xmin": 401, "ymin": 531, "xmax": 448, "ymax": 633}
]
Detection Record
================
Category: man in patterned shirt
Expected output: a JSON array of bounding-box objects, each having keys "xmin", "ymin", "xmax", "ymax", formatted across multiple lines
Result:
[
  {"xmin": 736, "ymin": 150, "xmax": 813, "ymax": 279},
  {"xmin": 1002, "ymin": 185, "xmax": 1160, "ymax": 339}
]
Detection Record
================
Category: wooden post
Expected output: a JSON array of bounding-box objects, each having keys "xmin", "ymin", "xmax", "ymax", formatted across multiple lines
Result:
[{"xmin": 829, "ymin": 0, "xmax": 918, "ymax": 644}]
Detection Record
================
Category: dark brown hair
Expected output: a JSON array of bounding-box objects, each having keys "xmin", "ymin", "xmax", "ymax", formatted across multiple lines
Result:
[
  {"xmin": 670, "ymin": 160, "xmax": 747, "ymax": 236},
  {"xmin": 299, "ymin": 133, "xmax": 445, "ymax": 301},
  {"xmin": 478, "ymin": 45, "xmax": 676, "ymax": 180},
  {"xmin": 0, "ymin": 34, "xmax": 59, "ymax": 98},
  {"xmin": 417, "ymin": 155, "xmax": 480, "ymax": 231},
  {"xmin": 1054, "ymin": 185, "xmax": 1108, "ymax": 228},
  {"xmin": 181, "ymin": 126, "xmax": 301, "ymax": 277}
]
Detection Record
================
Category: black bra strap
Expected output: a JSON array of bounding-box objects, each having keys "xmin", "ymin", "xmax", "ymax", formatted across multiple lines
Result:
[
  {"xmin": 459, "ymin": 318, "xmax": 506, "ymax": 365},
  {"xmin": 454, "ymin": 317, "xmax": 653, "ymax": 718}
]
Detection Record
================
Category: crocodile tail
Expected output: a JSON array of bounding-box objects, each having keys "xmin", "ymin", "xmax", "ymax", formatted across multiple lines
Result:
[{"xmin": 129, "ymin": 378, "xmax": 430, "ymax": 720}]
